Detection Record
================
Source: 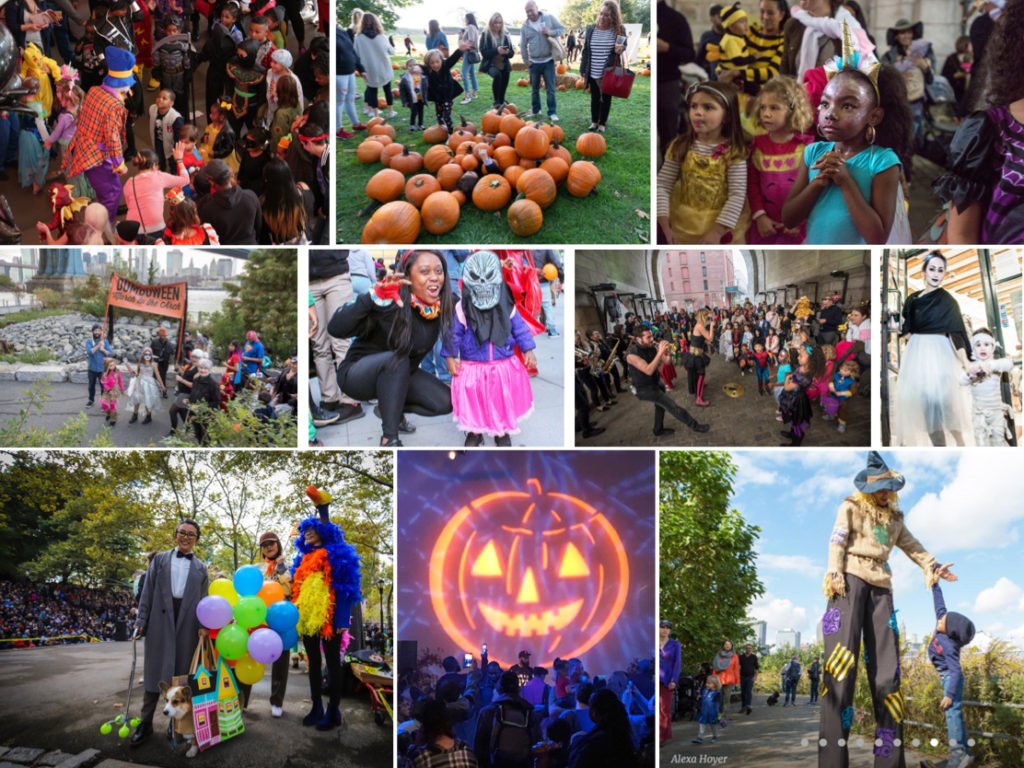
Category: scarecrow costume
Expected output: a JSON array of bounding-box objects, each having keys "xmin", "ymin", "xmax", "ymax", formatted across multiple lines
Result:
[
  {"xmin": 290, "ymin": 486, "xmax": 362, "ymax": 731},
  {"xmin": 819, "ymin": 451, "xmax": 944, "ymax": 768}
]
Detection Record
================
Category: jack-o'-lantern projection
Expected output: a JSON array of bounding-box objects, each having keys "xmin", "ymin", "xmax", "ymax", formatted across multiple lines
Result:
[{"xmin": 428, "ymin": 477, "xmax": 629, "ymax": 668}]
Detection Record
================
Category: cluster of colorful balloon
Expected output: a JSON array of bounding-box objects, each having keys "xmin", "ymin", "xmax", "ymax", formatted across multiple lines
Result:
[{"xmin": 195, "ymin": 564, "xmax": 299, "ymax": 686}]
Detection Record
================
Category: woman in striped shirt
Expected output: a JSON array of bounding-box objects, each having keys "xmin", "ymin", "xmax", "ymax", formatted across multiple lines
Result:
[{"xmin": 580, "ymin": 0, "xmax": 626, "ymax": 132}]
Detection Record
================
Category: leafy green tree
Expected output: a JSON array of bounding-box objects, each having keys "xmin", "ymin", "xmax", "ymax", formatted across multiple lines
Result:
[
  {"xmin": 660, "ymin": 451, "xmax": 764, "ymax": 670},
  {"xmin": 202, "ymin": 250, "xmax": 297, "ymax": 362},
  {"xmin": 561, "ymin": 0, "xmax": 650, "ymax": 32},
  {"xmin": 338, "ymin": 0, "xmax": 419, "ymax": 34}
]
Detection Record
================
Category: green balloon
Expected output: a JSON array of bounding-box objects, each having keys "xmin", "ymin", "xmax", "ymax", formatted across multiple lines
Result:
[
  {"xmin": 233, "ymin": 595, "xmax": 267, "ymax": 629},
  {"xmin": 100, "ymin": 723, "xmax": 112, "ymax": 735},
  {"xmin": 118, "ymin": 726, "xmax": 130, "ymax": 738},
  {"xmin": 216, "ymin": 622, "xmax": 250, "ymax": 660}
]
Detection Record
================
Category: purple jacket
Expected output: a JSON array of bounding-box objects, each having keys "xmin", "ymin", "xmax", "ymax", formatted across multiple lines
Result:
[
  {"xmin": 443, "ymin": 302, "xmax": 536, "ymax": 362},
  {"xmin": 660, "ymin": 638, "xmax": 681, "ymax": 687}
]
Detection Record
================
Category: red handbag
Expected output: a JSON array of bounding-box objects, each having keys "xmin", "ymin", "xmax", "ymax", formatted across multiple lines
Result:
[{"xmin": 601, "ymin": 54, "xmax": 635, "ymax": 99}]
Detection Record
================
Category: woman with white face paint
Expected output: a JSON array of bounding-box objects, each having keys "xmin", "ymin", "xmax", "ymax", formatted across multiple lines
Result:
[
  {"xmin": 892, "ymin": 253, "xmax": 973, "ymax": 446},
  {"xmin": 960, "ymin": 328, "xmax": 1015, "ymax": 446}
]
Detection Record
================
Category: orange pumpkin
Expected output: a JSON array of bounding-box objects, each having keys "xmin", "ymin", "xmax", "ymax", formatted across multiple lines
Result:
[
  {"xmin": 493, "ymin": 146, "xmax": 520, "ymax": 171},
  {"xmin": 420, "ymin": 191, "xmax": 461, "ymax": 235},
  {"xmin": 556, "ymin": 63, "xmax": 568, "ymax": 74},
  {"xmin": 460, "ymin": 154, "xmax": 480, "ymax": 172},
  {"xmin": 567, "ymin": 161, "xmax": 602, "ymax": 197},
  {"xmin": 427, "ymin": 477, "xmax": 630, "ymax": 668},
  {"xmin": 575, "ymin": 78, "xmax": 585, "ymax": 90},
  {"xmin": 391, "ymin": 62, "xmax": 400, "ymax": 70},
  {"xmin": 492, "ymin": 132, "xmax": 512, "ymax": 149},
  {"xmin": 366, "ymin": 168, "xmax": 405, "ymax": 202},
  {"xmin": 499, "ymin": 113, "xmax": 526, "ymax": 139},
  {"xmin": 457, "ymin": 116, "xmax": 478, "ymax": 135},
  {"xmin": 356, "ymin": 139, "xmax": 384, "ymax": 164},
  {"xmin": 546, "ymin": 142, "xmax": 572, "ymax": 165},
  {"xmin": 514, "ymin": 126, "xmax": 550, "ymax": 161},
  {"xmin": 447, "ymin": 129, "xmax": 476, "ymax": 151},
  {"xmin": 556, "ymin": 84, "xmax": 567, "ymax": 91},
  {"xmin": 390, "ymin": 146, "xmax": 424, "ymax": 175},
  {"xmin": 424, "ymin": 145, "xmax": 455, "ymax": 173},
  {"xmin": 405, "ymin": 174, "xmax": 441, "ymax": 207},
  {"xmin": 452, "ymin": 189, "xmax": 467, "ymax": 206},
  {"xmin": 516, "ymin": 168, "xmax": 557, "ymax": 209},
  {"xmin": 516, "ymin": 78, "xmax": 529, "ymax": 87},
  {"xmin": 362, "ymin": 201, "xmax": 421, "ymax": 244},
  {"xmin": 575, "ymin": 132, "xmax": 606, "ymax": 159},
  {"xmin": 504, "ymin": 103, "xmax": 519, "ymax": 114},
  {"xmin": 472, "ymin": 174, "xmax": 512, "ymax": 211},
  {"xmin": 540, "ymin": 156, "xmax": 569, "ymax": 184},
  {"xmin": 392, "ymin": 87, "xmax": 400, "ymax": 97},
  {"xmin": 380, "ymin": 143, "xmax": 405, "ymax": 167},
  {"xmin": 504, "ymin": 165, "xmax": 525, "ymax": 187},
  {"xmin": 367, "ymin": 116, "xmax": 386, "ymax": 129},
  {"xmin": 423, "ymin": 124, "xmax": 449, "ymax": 145},
  {"xmin": 437, "ymin": 164, "xmax": 465, "ymax": 191},
  {"xmin": 539, "ymin": 123, "xmax": 565, "ymax": 144},
  {"xmin": 365, "ymin": 134, "xmax": 393, "ymax": 146},
  {"xmin": 481, "ymin": 106, "xmax": 508, "ymax": 135},
  {"xmin": 369, "ymin": 123, "xmax": 397, "ymax": 140},
  {"xmin": 377, "ymin": 97, "xmax": 388, "ymax": 109},
  {"xmin": 519, "ymin": 158, "xmax": 538, "ymax": 169},
  {"xmin": 507, "ymin": 199, "xmax": 543, "ymax": 236}
]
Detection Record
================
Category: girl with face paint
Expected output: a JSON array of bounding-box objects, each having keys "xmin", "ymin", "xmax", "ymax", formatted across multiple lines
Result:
[
  {"xmin": 128, "ymin": 346, "xmax": 167, "ymax": 424},
  {"xmin": 961, "ymin": 328, "xmax": 1016, "ymax": 446},
  {"xmin": 892, "ymin": 253, "xmax": 974, "ymax": 446},
  {"xmin": 442, "ymin": 250, "xmax": 537, "ymax": 447}
]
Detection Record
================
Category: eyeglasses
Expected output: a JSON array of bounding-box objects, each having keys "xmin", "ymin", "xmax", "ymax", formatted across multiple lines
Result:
[
  {"xmin": 260, "ymin": 541, "xmax": 277, "ymax": 547},
  {"xmin": 176, "ymin": 530, "xmax": 198, "ymax": 539}
]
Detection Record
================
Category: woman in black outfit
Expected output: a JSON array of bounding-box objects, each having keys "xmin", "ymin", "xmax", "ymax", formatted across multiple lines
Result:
[
  {"xmin": 479, "ymin": 13, "xmax": 515, "ymax": 108},
  {"xmin": 327, "ymin": 250, "xmax": 454, "ymax": 447},
  {"xmin": 568, "ymin": 689, "xmax": 637, "ymax": 768}
]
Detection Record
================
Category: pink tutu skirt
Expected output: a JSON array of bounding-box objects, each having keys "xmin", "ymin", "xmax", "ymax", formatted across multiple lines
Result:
[{"xmin": 451, "ymin": 356, "xmax": 534, "ymax": 436}]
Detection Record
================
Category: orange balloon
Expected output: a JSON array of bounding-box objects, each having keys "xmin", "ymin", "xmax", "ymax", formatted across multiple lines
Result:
[{"xmin": 257, "ymin": 581, "xmax": 285, "ymax": 607}]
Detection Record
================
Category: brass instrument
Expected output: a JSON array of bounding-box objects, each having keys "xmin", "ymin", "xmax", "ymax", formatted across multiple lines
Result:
[{"xmin": 602, "ymin": 335, "xmax": 622, "ymax": 373}]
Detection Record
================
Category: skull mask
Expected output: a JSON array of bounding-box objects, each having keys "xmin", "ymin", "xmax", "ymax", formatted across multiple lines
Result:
[{"xmin": 463, "ymin": 251, "xmax": 503, "ymax": 310}]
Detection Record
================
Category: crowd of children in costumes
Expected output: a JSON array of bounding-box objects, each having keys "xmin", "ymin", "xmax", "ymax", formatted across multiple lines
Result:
[
  {"xmin": 576, "ymin": 294, "xmax": 871, "ymax": 445},
  {"xmin": 396, "ymin": 648, "xmax": 656, "ymax": 767},
  {"xmin": 0, "ymin": 0, "xmax": 331, "ymax": 245},
  {"xmin": 656, "ymin": 0, "xmax": 1024, "ymax": 245}
]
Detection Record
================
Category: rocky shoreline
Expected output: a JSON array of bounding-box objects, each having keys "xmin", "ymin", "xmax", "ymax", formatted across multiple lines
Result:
[{"xmin": 0, "ymin": 313, "xmax": 184, "ymax": 365}]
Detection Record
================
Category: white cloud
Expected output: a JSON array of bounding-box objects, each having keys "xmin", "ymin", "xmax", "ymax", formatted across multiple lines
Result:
[
  {"xmin": 791, "ymin": 473, "xmax": 852, "ymax": 502},
  {"xmin": 905, "ymin": 452, "xmax": 1024, "ymax": 551},
  {"xmin": 748, "ymin": 593, "xmax": 813, "ymax": 641},
  {"xmin": 973, "ymin": 577, "xmax": 1024, "ymax": 614},
  {"xmin": 758, "ymin": 553, "xmax": 821, "ymax": 575},
  {"xmin": 731, "ymin": 454, "xmax": 779, "ymax": 488}
]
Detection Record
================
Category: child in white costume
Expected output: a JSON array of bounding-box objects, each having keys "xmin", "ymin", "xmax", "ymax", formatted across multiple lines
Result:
[{"xmin": 961, "ymin": 328, "xmax": 1014, "ymax": 446}]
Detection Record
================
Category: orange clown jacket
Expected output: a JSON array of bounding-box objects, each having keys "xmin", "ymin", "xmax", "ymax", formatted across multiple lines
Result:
[{"xmin": 63, "ymin": 87, "xmax": 128, "ymax": 178}]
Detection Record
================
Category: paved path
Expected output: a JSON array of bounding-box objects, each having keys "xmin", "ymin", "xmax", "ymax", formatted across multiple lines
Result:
[
  {"xmin": 315, "ymin": 326, "xmax": 566, "ymax": 449},
  {"xmin": 577, "ymin": 352, "xmax": 871, "ymax": 447},
  {"xmin": 662, "ymin": 695, "xmax": 929, "ymax": 768},
  {"xmin": 0, "ymin": 642, "xmax": 391, "ymax": 768}
]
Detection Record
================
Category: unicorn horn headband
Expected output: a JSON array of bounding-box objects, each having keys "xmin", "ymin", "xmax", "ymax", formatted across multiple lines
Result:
[{"xmin": 823, "ymin": 19, "xmax": 880, "ymax": 100}]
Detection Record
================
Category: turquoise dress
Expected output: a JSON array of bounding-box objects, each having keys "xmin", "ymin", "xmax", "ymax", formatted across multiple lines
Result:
[
  {"xmin": 804, "ymin": 142, "xmax": 900, "ymax": 245},
  {"xmin": 18, "ymin": 101, "xmax": 49, "ymax": 189}
]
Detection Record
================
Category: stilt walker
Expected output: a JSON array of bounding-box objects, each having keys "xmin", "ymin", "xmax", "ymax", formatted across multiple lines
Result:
[{"xmin": 818, "ymin": 451, "xmax": 958, "ymax": 768}]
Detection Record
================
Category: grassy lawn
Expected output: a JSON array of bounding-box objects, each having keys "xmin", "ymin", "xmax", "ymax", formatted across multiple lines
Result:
[{"xmin": 337, "ymin": 48, "xmax": 651, "ymax": 245}]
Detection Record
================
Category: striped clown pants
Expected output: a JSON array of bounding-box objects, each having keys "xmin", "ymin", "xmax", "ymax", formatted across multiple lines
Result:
[{"xmin": 818, "ymin": 573, "xmax": 906, "ymax": 768}]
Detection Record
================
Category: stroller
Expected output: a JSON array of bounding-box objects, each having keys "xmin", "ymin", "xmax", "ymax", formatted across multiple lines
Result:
[{"xmin": 672, "ymin": 674, "xmax": 699, "ymax": 721}]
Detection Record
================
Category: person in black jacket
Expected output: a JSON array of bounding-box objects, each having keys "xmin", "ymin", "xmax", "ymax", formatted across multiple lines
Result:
[
  {"xmin": 424, "ymin": 42, "xmax": 471, "ymax": 132},
  {"xmin": 197, "ymin": 159, "xmax": 262, "ymax": 244},
  {"xmin": 568, "ymin": 689, "xmax": 636, "ymax": 768},
  {"xmin": 337, "ymin": 23, "xmax": 367, "ymax": 138},
  {"xmin": 188, "ymin": 360, "xmax": 221, "ymax": 445},
  {"xmin": 479, "ymin": 14, "xmax": 515, "ymax": 109},
  {"xmin": 327, "ymin": 250, "xmax": 454, "ymax": 447},
  {"xmin": 150, "ymin": 327, "xmax": 174, "ymax": 399},
  {"xmin": 656, "ymin": 0, "xmax": 696, "ymax": 153}
]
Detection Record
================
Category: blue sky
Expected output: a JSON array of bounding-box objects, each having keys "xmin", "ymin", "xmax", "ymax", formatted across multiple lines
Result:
[{"xmin": 729, "ymin": 450, "xmax": 1024, "ymax": 650}]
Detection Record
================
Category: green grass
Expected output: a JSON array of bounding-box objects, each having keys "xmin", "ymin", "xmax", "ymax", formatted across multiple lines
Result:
[
  {"xmin": 0, "ymin": 308, "xmax": 67, "ymax": 329},
  {"xmin": 337, "ymin": 56, "xmax": 651, "ymax": 245},
  {"xmin": 0, "ymin": 349, "xmax": 56, "ymax": 364}
]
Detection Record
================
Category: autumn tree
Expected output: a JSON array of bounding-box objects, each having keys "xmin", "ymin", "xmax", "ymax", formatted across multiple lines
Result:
[{"xmin": 659, "ymin": 451, "xmax": 763, "ymax": 671}]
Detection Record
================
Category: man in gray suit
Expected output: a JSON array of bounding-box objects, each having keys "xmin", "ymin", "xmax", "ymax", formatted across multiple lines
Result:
[{"xmin": 131, "ymin": 519, "xmax": 209, "ymax": 746}]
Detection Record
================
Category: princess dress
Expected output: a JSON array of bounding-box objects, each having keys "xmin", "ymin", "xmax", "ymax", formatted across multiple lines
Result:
[
  {"xmin": 669, "ymin": 146, "xmax": 750, "ymax": 244},
  {"xmin": 893, "ymin": 288, "xmax": 974, "ymax": 445},
  {"xmin": 747, "ymin": 132, "xmax": 812, "ymax": 244},
  {"xmin": 131, "ymin": 364, "xmax": 162, "ymax": 413},
  {"xmin": 18, "ymin": 102, "xmax": 49, "ymax": 190}
]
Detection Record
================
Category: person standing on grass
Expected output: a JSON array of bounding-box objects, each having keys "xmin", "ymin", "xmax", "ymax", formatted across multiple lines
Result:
[
  {"xmin": 521, "ymin": 0, "xmax": 565, "ymax": 122},
  {"xmin": 580, "ymin": 0, "xmax": 626, "ymax": 133}
]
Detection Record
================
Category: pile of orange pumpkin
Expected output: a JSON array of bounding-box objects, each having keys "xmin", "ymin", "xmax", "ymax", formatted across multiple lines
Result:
[{"xmin": 356, "ymin": 104, "xmax": 606, "ymax": 243}]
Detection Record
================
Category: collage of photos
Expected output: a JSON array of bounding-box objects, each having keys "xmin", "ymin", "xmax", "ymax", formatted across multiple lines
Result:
[{"xmin": 0, "ymin": 0, "xmax": 1023, "ymax": 765}]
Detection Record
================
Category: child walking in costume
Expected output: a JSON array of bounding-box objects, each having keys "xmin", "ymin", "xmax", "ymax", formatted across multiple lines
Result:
[
  {"xmin": 444, "ymin": 250, "xmax": 536, "ymax": 448},
  {"xmin": 424, "ymin": 43, "xmax": 468, "ymax": 133},
  {"xmin": 928, "ymin": 582, "xmax": 975, "ymax": 768},
  {"xmin": 100, "ymin": 358, "xmax": 126, "ymax": 426},
  {"xmin": 819, "ymin": 451, "xmax": 957, "ymax": 768},
  {"xmin": 823, "ymin": 357, "xmax": 860, "ymax": 433},
  {"xmin": 778, "ymin": 344, "xmax": 825, "ymax": 446},
  {"xmin": 962, "ymin": 327, "xmax": 1015, "ymax": 447},
  {"xmin": 691, "ymin": 675, "xmax": 722, "ymax": 744},
  {"xmin": 657, "ymin": 81, "xmax": 750, "ymax": 244},
  {"xmin": 291, "ymin": 487, "xmax": 362, "ymax": 731}
]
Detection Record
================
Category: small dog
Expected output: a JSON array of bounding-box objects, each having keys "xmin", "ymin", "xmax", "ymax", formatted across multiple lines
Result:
[
  {"xmin": 159, "ymin": 681, "xmax": 198, "ymax": 758},
  {"xmin": 766, "ymin": 691, "xmax": 780, "ymax": 706}
]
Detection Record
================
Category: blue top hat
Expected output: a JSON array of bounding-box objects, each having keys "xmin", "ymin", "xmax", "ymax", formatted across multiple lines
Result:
[
  {"xmin": 853, "ymin": 451, "xmax": 906, "ymax": 494},
  {"xmin": 103, "ymin": 46, "xmax": 136, "ymax": 89}
]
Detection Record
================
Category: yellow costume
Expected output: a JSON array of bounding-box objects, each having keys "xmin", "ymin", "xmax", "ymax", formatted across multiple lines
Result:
[
  {"xmin": 20, "ymin": 43, "xmax": 60, "ymax": 117},
  {"xmin": 668, "ymin": 150, "xmax": 750, "ymax": 244}
]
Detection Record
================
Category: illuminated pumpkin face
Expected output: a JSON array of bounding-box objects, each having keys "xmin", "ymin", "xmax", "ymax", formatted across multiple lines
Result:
[{"xmin": 428, "ymin": 478, "xmax": 629, "ymax": 668}]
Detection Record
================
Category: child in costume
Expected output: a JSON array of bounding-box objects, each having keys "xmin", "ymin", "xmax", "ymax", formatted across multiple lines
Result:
[
  {"xmin": 753, "ymin": 341, "xmax": 771, "ymax": 395},
  {"xmin": 225, "ymin": 39, "xmax": 267, "ymax": 134},
  {"xmin": 198, "ymin": 102, "xmax": 238, "ymax": 171},
  {"xmin": 736, "ymin": 342, "xmax": 754, "ymax": 375},
  {"xmin": 152, "ymin": 16, "xmax": 194, "ymax": 117},
  {"xmin": 657, "ymin": 81, "xmax": 749, "ymax": 245},
  {"xmin": 779, "ymin": 344, "xmax": 825, "ymax": 446},
  {"xmin": 399, "ymin": 63, "xmax": 427, "ymax": 131},
  {"xmin": 961, "ymin": 327, "xmax": 1015, "ymax": 446},
  {"xmin": 823, "ymin": 358, "xmax": 860, "ymax": 433},
  {"xmin": 443, "ymin": 250, "xmax": 537, "ymax": 448},
  {"xmin": 290, "ymin": 487, "xmax": 362, "ymax": 731},
  {"xmin": 819, "ymin": 452, "xmax": 957, "ymax": 768},
  {"xmin": 782, "ymin": 22, "xmax": 913, "ymax": 245},
  {"xmin": 19, "ymin": 43, "xmax": 60, "ymax": 118},
  {"xmin": 424, "ymin": 44, "xmax": 468, "ymax": 133},
  {"xmin": 17, "ymin": 79, "xmax": 50, "ymax": 195},
  {"xmin": 691, "ymin": 675, "xmax": 721, "ymax": 745},
  {"xmin": 100, "ymin": 357, "xmax": 126, "ymax": 426},
  {"xmin": 45, "ymin": 73, "xmax": 93, "ymax": 199},
  {"xmin": 747, "ymin": 76, "xmax": 814, "ymax": 244},
  {"xmin": 928, "ymin": 582, "xmax": 975, "ymax": 768}
]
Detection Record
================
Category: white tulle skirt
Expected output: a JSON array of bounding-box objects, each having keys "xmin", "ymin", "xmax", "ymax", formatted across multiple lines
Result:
[{"xmin": 892, "ymin": 334, "xmax": 974, "ymax": 446}]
